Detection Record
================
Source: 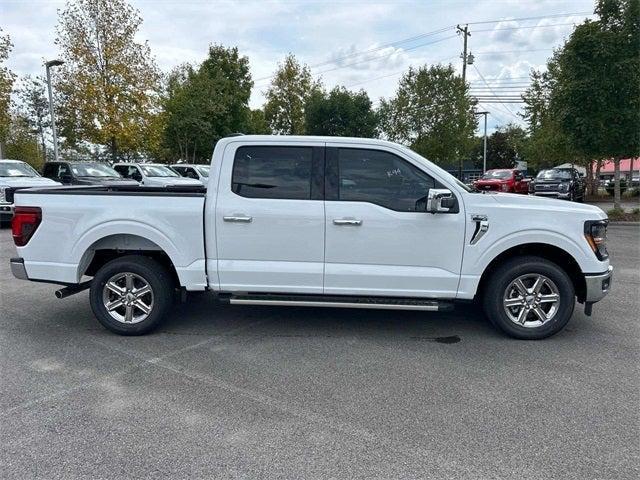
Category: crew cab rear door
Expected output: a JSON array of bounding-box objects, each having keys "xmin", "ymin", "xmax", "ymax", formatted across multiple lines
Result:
[
  {"xmin": 323, "ymin": 144, "xmax": 466, "ymax": 298},
  {"xmin": 215, "ymin": 141, "xmax": 325, "ymax": 293}
]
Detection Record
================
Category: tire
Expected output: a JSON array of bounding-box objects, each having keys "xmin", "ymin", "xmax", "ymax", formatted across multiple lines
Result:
[
  {"xmin": 483, "ymin": 256, "xmax": 575, "ymax": 340},
  {"xmin": 89, "ymin": 255, "xmax": 174, "ymax": 335}
]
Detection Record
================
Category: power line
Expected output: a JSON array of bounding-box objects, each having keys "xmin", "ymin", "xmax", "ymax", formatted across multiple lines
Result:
[
  {"xmin": 253, "ymin": 12, "xmax": 589, "ymax": 84},
  {"xmin": 471, "ymin": 64, "xmax": 522, "ymax": 120}
]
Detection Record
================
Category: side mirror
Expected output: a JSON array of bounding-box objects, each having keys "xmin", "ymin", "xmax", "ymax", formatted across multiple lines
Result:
[{"xmin": 427, "ymin": 188, "xmax": 455, "ymax": 213}]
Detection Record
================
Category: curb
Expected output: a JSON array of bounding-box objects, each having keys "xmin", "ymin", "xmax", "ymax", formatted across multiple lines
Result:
[{"xmin": 608, "ymin": 221, "xmax": 640, "ymax": 226}]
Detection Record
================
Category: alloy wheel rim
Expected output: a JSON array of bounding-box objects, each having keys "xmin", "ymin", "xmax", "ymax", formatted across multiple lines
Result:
[
  {"xmin": 503, "ymin": 273, "xmax": 560, "ymax": 328},
  {"xmin": 102, "ymin": 272, "xmax": 154, "ymax": 324}
]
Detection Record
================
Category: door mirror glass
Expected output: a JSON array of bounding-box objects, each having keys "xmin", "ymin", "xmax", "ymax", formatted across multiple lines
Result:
[{"xmin": 426, "ymin": 188, "xmax": 455, "ymax": 213}]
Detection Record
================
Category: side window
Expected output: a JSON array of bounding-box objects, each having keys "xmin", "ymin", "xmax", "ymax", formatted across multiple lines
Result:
[
  {"xmin": 185, "ymin": 167, "xmax": 198, "ymax": 179},
  {"xmin": 336, "ymin": 148, "xmax": 438, "ymax": 212},
  {"xmin": 58, "ymin": 164, "xmax": 72, "ymax": 178},
  {"xmin": 232, "ymin": 146, "xmax": 313, "ymax": 200},
  {"xmin": 129, "ymin": 166, "xmax": 142, "ymax": 181},
  {"xmin": 114, "ymin": 165, "xmax": 128, "ymax": 177},
  {"xmin": 43, "ymin": 163, "xmax": 57, "ymax": 178}
]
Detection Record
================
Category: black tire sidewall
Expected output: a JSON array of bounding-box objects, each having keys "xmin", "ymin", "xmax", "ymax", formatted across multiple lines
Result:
[
  {"xmin": 89, "ymin": 256, "xmax": 173, "ymax": 335},
  {"xmin": 484, "ymin": 257, "xmax": 575, "ymax": 340}
]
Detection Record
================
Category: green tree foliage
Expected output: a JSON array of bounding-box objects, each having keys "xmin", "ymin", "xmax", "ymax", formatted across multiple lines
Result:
[
  {"xmin": 470, "ymin": 123, "xmax": 528, "ymax": 170},
  {"xmin": 305, "ymin": 86, "xmax": 378, "ymax": 137},
  {"xmin": 246, "ymin": 109, "xmax": 270, "ymax": 134},
  {"xmin": 162, "ymin": 46, "xmax": 253, "ymax": 162},
  {"xmin": 264, "ymin": 54, "xmax": 319, "ymax": 134},
  {"xmin": 17, "ymin": 75, "xmax": 51, "ymax": 162},
  {"xmin": 0, "ymin": 28, "xmax": 16, "ymax": 157},
  {"xmin": 378, "ymin": 64, "xmax": 477, "ymax": 166},
  {"xmin": 55, "ymin": 0, "xmax": 162, "ymax": 160},
  {"xmin": 553, "ymin": 0, "xmax": 640, "ymax": 207},
  {"xmin": 3, "ymin": 114, "xmax": 42, "ymax": 169}
]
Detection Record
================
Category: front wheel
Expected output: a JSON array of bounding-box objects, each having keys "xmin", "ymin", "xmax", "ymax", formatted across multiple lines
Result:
[
  {"xmin": 483, "ymin": 256, "xmax": 575, "ymax": 339},
  {"xmin": 89, "ymin": 255, "xmax": 174, "ymax": 335}
]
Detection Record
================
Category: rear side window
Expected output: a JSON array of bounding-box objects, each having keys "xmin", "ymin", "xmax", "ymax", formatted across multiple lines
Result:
[
  {"xmin": 336, "ymin": 148, "xmax": 438, "ymax": 212},
  {"xmin": 232, "ymin": 146, "xmax": 313, "ymax": 200}
]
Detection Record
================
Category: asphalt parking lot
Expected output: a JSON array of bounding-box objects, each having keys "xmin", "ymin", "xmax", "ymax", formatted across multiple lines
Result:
[{"xmin": 1, "ymin": 225, "xmax": 638, "ymax": 479}]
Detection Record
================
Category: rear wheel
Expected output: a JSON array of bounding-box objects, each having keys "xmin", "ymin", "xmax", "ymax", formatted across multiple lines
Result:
[
  {"xmin": 483, "ymin": 256, "xmax": 575, "ymax": 339},
  {"xmin": 89, "ymin": 255, "xmax": 174, "ymax": 335}
]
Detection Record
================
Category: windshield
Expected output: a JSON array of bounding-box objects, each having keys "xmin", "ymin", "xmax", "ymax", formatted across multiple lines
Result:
[
  {"xmin": 140, "ymin": 165, "xmax": 179, "ymax": 177},
  {"xmin": 70, "ymin": 163, "xmax": 120, "ymax": 177},
  {"xmin": 537, "ymin": 169, "xmax": 572, "ymax": 180},
  {"xmin": 196, "ymin": 166, "xmax": 210, "ymax": 177},
  {"xmin": 482, "ymin": 170, "xmax": 511, "ymax": 179},
  {"xmin": 0, "ymin": 162, "xmax": 39, "ymax": 177}
]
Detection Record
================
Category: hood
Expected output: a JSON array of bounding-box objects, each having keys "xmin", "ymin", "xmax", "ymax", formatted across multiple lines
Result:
[
  {"xmin": 0, "ymin": 176, "xmax": 61, "ymax": 188},
  {"xmin": 145, "ymin": 176, "xmax": 202, "ymax": 186},
  {"xmin": 488, "ymin": 192, "xmax": 604, "ymax": 216},
  {"xmin": 475, "ymin": 178, "xmax": 508, "ymax": 185},
  {"xmin": 76, "ymin": 177, "xmax": 139, "ymax": 186}
]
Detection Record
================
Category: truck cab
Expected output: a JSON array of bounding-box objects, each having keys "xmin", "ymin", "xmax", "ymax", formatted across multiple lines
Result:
[
  {"xmin": 42, "ymin": 161, "xmax": 139, "ymax": 186},
  {"xmin": 113, "ymin": 163, "xmax": 202, "ymax": 187}
]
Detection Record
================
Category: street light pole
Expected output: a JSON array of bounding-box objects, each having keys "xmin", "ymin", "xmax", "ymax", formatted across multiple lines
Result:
[
  {"xmin": 45, "ymin": 59, "xmax": 64, "ymax": 162},
  {"xmin": 475, "ymin": 111, "xmax": 489, "ymax": 173}
]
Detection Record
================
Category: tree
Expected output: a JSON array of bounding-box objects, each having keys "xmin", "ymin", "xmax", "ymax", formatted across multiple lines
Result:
[
  {"xmin": 305, "ymin": 86, "xmax": 378, "ymax": 137},
  {"xmin": 162, "ymin": 46, "xmax": 253, "ymax": 161},
  {"xmin": 0, "ymin": 28, "xmax": 16, "ymax": 158},
  {"xmin": 522, "ymin": 65, "xmax": 579, "ymax": 172},
  {"xmin": 246, "ymin": 109, "xmax": 270, "ymax": 134},
  {"xmin": 470, "ymin": 124, "xmax": 528, "ymax": 170},
  {"xmin": 264, "ymin": 54, "xmax": 319, "ymax": 134},
  {"xmin": 3, "ymin": 113, "xmax": 42, "ymax": 169},
  {"xmin": 551, "ymin": 0, "xmax": 640, "ymax": 208},
  {"xmin": 378, "ymin": 64, "xmax": 477, "ymax": 167},
  {"xmin": 17, "ymin": 75, "xmax": 51, "ymax": 162},
  {"xmin": 55, "ymin": 0, "xmax": 162, "ymax": 160}
]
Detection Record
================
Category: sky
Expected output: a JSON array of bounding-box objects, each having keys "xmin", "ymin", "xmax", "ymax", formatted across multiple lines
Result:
[{"xmin": 1, "ymin": 0, "xmax": 596, "ymax": 134}]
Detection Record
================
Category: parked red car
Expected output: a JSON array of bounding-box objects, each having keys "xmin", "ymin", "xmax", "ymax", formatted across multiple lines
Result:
[{"xmin": 473, "ymin": 169, "xmax": 531, "ymax": 194}]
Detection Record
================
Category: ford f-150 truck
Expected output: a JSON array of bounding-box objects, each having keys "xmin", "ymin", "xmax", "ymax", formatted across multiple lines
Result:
[
  {"xmin": 9, "ymin": 136, "xmax": 613, "ymax": 339},
  {"xmin": 473, "ymin": 168, "xmax": 530, "ymax": 194}
]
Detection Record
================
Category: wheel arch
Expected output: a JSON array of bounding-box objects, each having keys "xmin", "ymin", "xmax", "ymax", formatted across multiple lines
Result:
[
  {"xmin": 476, "ymin": 243, "xmax": 587, "ymax": 303},
  {"xmin": 77, "ymin": 233, "xmax": 180, "ymax": 287}
]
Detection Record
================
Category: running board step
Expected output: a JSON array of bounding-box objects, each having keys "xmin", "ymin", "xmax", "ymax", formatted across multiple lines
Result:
[{"xmin": 226, "ymin": 294, "xmax": 454, "ymax": 312}]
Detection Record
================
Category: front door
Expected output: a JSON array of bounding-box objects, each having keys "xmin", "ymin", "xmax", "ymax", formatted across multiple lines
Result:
[
  {"xmin": 215, "ymin": 142, "xmax": 325, "ymax": 294},
  {"xmin": 324, "ymin": 145, "xmax": 466, "ymax": 298}
]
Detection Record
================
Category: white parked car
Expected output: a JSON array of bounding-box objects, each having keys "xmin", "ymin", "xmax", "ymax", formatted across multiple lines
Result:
[
  {"xmin": 10, "ymin": 136, "xmax": 612, "ymax": 339},
  {"xmin": 0, "ymin": 159, "xmax": 60, "ymax": 223},
  {"xmin": 112, "ymin": 163, "xmax": 202, "ymax": 187},
  {"xmin": 171, "ymin": 164, "xmax": 210, "ymax": 186}
]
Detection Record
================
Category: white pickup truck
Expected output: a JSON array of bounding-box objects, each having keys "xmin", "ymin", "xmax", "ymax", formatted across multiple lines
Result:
[{"xmin": 9, "ymin": 136, "xmax": 613, "ymax": 339}]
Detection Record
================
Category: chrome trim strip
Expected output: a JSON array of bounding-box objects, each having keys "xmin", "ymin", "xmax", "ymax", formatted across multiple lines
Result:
[
  {"xmin": 229, "ymin": 299, "xmax": 439, "ymax": 311},
  {"xmin": 10, "ymin": 258, "xmax": 28, "ymax": 280}
]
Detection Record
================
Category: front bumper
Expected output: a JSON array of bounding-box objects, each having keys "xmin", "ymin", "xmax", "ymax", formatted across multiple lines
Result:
[
  {"xmin": 10, "ymin": 257, "xmax": 28, "ymax": 280},
  {"xmin": 584, "ymin": 266, "xmax": 613, "ymax": 303}
]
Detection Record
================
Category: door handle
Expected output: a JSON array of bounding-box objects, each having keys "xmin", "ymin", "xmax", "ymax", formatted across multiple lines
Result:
[
  {"xmin": 223, "ymin": 215, "xmax": 252, "ymax": 223},
  {"xmin": 333, "ymin": 218, "xmax": 362, "ymax": 226}
]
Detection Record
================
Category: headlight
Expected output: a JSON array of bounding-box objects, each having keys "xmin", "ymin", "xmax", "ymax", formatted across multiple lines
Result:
[
  {"xmin": 584, "ymin": 220, "xmax": 608, "ymax": 260},
  {"xmin": 559, "ymin": 182, "xmax": 569, "ymax": 191},
  {"xmin": 0, "ymin": 187, "xmax": 6, "ymax": 203}
]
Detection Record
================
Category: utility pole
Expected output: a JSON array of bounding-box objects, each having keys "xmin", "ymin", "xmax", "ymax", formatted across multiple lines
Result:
[{"xmin": 456, "ymin": 24, "xmax": 472, "ymax": 180}]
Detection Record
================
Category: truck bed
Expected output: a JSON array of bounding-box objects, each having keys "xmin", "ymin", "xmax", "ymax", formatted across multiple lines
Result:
[{"xmin": 13, "ymin": 185, "xmax": 208, "ymax": 289}]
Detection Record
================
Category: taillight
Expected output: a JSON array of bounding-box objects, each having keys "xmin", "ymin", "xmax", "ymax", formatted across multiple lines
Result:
[{"xmin": 12, "ymin": 206, "xmax": 42, "ymax": 247}]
